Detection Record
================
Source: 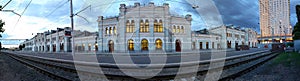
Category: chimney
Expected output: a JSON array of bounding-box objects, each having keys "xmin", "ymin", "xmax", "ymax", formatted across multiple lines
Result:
[
  {"xmin": 185, "ymin": 14, "xmax": 192, "ymax": 21},
  {"xmin": 97, "ymin": 16, "xmax": 104, "ymax": 22},
  {"xmin": 119, "ymin": 4, "xmax": 126, "ymax": 16},
  {"xmin": 149, "ymin": 2, "xmax": 154, "ymax": 7},
  {"xmin": 134, "ymin": 2, "xmax": 140, "ymax": 7},
  {"xmin": 163, "ymin": 3, "xmax": 169, "ymax": 8}
]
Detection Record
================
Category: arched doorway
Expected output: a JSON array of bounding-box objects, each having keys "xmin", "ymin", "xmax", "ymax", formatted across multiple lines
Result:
[
  {"xmin": 53, "ymin": 44, "xmax": 56, "ymax": 52},
  {"xmin": 206, "ymin": 42, "xmax": 209, "ymax": 49},
  {"xmin": 155, "ymin": 39, "xmax": 162, "ymax": 50},
  {"xmin": 175, "ymin": 40, "xmax": 181, "ymax": 52},
  {"xmin": 227, "ymin": 41, "xmax": 231, "ymax": 48},
  {"xmin": 95, "ymin": 44, "xmax": 98, "ymax": 52},
  {"xmin": 60, "ymin": 43, "xmax": 64, "ymax": 51},
  {"xmin": 108, "ymin": 40, "xmax": 114, "ymax": 52},
  {"xmin": 128, "ymin": 39, "xmax": 134, "ymax": 51},
  {"xmin": 141, "ymin": 39, "xmax": 148, "ymax": 51}
]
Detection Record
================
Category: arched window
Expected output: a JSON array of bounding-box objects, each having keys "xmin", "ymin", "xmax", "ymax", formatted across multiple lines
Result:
[
  {"xmin": 131, "ymin": 20, "xmax": 135, "ymax": 32},
  {"xmin": 177, "ymin": 26, "xmax": 180, "ymax": 33},
  {"xmin": 108, "ymin": 40, "xmax": 114, "ymax": 52},
  {"xmin": 154, "ymin": 20, "xmax": 158, "ymax": 32},
  {"xmin": 141, "ymin": 39, "xmax": 148, "ymax": 51},
  {"xmin": 158, "ymin": 20, "xmax": 163, "ymax": 32},
  {"xmin": 173, "ymin": 25, "xmax": 176, "ymax": 33},
  {"xmin": 113, "ymin": 27, "xmax": 116, "ymax": 34},
  {"xmin": 109, "ymin": 27, "xmax": 113, "ymax": 34},
  {"xmin": 128, "ymin": 39, "xmax": 134, "ymax": 51},
  {"xmin": 140, "ymin": 20, "xmax": 145, "ymax": 32},
  {"xmin": 181, "ymin": 26, "xmax": 184, "ymax": 33},
  {"xmin": 126, "ymin": 20, "xmax": 130, "ymax": 33},
  {"xmin": 155, "ymin": 39, "xmax": 162, "ymax": 49},
  {"xmin": 106, "ymin": 27, "xmax": 109, "ymax": 34},
  {"xmin": 175, "ymin": 40, "xmax": 181, "ymax": 52},
  {"xmin": 145, "ymin": 20, "xmax": 149, "ymax": 32}
]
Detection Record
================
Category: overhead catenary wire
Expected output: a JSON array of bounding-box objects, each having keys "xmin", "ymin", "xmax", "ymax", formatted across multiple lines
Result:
[
  {"xmin": 11, "ymin": 0, "xmax": 33, "ymax": 33},
  {"xmin": 45, "ymin": 0, "xmax": 70, "ymax": 18},
  {"xmin": 43, "ymin": 0, "xmax": 71, "ymax": 30}
]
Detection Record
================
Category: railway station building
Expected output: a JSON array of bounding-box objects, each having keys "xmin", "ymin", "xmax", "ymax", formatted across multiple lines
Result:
[{"xmin": 21, "ymin": 2, "xmax": 258, "ymax": 53}]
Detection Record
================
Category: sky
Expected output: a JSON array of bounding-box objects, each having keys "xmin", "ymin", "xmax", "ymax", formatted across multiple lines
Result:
[{"xmin": 0, "ymin": 0, "xmax": 299, "ymax": 46}]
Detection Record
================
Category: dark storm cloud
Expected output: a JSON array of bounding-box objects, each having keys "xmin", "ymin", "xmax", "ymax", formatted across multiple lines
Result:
[
  {"xmin": 213, "ymin": 0, "xmax": 299, "ymax": 33},
  {"xmin": 213, "ymin": 0, "xmax": 260, "ymax": 32}
]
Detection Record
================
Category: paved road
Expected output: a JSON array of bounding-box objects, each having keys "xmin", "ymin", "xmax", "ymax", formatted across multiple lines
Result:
[{"xmin": 4, "ymin": 48, "xmax": 270, "ymax": 64}]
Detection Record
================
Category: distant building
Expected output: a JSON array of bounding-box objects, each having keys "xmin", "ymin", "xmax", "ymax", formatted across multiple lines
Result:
[
  {"xmin": 21, "ymin": 27, "xmax": 74, "ymax": 52},
  {"xmin": 259, "ymin": 0, "xmax": 292, "ymax": 41},
  {"xmin": 209, "ymin": 25, "xmax": 258, "ymax": 49},
  {"xmin": 73, "ymin": 31, "xmax": 98, "ymax": 52}
]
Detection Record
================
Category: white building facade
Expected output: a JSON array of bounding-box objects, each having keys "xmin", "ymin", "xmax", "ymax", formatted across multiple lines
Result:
[
  {"xmin": 209, "ymin": 25, "xmax": 258, "ymax": 49},
  {"xmin": 21, "ymin": 2, "xmax": 259, "ymax": 53},
  {"xmin": 22, "ymin": 27, "xmax": 73, "ymax": 52},
  {"xmin": 97, "ymin": 3, "xmax": 193, "ymax": 52}
]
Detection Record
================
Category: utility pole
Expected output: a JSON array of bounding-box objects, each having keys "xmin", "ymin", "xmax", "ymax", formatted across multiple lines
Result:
[{"xmin": 70, "ymin": 0, "xmax": 75, "ymax": 55}]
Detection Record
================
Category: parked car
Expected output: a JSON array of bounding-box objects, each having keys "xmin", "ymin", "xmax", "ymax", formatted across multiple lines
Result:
[{"xmin": 235, "ymin": 45, "xmax": 250, "ymax": 51}]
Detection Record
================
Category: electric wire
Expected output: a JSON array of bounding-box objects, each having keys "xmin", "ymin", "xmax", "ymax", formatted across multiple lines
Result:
[
  {"xmin": 11, "ymin": 0, "xmax": 33, "ymax": 33},
  {"xmin": 45, "ymin": 0, "xmax": 70, "ymax": 18}
]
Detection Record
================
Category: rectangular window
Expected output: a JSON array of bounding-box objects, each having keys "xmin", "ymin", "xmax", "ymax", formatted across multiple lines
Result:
[
  {"xmin": 206, "ymin": 42, "xmax": 209, "ymax": 49},
  {"xmin": 200, "ymin": 42, "xmax": 203, "ymax": 49},
  {"xmin": 212, "ymin": 42, "xmax": 214, "ymax": 49}
]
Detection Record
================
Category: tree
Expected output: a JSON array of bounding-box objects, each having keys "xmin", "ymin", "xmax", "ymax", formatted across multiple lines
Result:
[
  {"xmin": 0, "ymin": 20, "xmax": 5, "ymax": 50},
  {"xmin": 293, "ymin": 22, "xmax": 300, "ymax": 40},
  {"xmin": 0, "ymin": 20, "xmax": 5, "ymax": 37}
]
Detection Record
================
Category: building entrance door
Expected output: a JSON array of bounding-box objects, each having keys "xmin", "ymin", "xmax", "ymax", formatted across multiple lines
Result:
[
  {"xmin": 108, "ymin": 40, "xmax": 114, "ymax": 52},
  {"xmin": 176, "ymin": 40, "xmax": 181, "ymax": 52},
  {"xmin": 141, "ymin": 39, "xmax": 148, "ymax": 51}
]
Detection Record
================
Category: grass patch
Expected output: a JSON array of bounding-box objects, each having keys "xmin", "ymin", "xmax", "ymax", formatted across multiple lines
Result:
[{"xmin": 272, "ymin": 52, "xmax": 300, "ymax": 67}]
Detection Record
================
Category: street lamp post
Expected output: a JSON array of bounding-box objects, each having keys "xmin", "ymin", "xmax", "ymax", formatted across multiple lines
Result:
[
  {"xmin": 279, "ymin": 20, "xmax": 282, "ymax": 43},
  {"xmin": 271, "ymin": 26, "xmax": 274, "ymax": 43}
]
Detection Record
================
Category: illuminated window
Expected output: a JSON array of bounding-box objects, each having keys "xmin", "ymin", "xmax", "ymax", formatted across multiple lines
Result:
[
  {"xmin": 154, "ymin": 20, "xmax": 158, "ymax": 32},
  {"xmin": 173, "ymin": 26, "xmax": 176, "ymax": 33},
  {"xmin": 126, "ymin": 20, "xmax": 130, "ymax": 32},
  {"xmin": 141, "ymin": 39, "xmax": 148, "ymax": 50},
  {"xmin": 140, "ymin": 20, "xmax": 148, "ymax": 33},
  {"xmin": 155, "ymin": 39, "xmax": 162, "ymax": 49},
  {"xmin": 131, "ymin": 20, "xmax": 135, "ymax": 32},
  {"xmin": 128, "ymin": 39, "xmax": 134, "ymax": 51},
  {"xmin": 113, "ymin": 27, "xmax": 116, "ymax": 34},
  {"xmin": 181, "ymin": 26, "xmax": 184, "ymax": 33},
  {"xmin": 106, "ymin": 27, "xmax": 109, "ymax": 34},
  {"xmin": 158, "ymin": 20, "xmax": 163, "ymax": 32},
  {"xmin": 140, "ymin": 20, "xmax": 144, "ymax": 32},
  {"xmin": 110, "ymin": 27, "xmax": 113, "ymax": 34},
  {"xmin": 145, "ymin": 20, "xmax": 149, "ymax": 32},
  {"xmin": 177, "ymin": 26, "xmax": 180, "ymax": 33}
]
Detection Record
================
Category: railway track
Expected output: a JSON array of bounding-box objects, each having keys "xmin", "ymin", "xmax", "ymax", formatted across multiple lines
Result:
[
  {"xmin": 7, "ymin": 53, "xmax": 75, "ymax": 81},
  {"xmin": 3, "ymin": 50, "xmax": 279, "ymax": 81}
]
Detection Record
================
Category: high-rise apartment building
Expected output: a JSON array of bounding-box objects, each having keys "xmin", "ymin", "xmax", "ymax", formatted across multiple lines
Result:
[{"xmin": 259, "ymin": 0, "xmax": 292, "ymax": 38}]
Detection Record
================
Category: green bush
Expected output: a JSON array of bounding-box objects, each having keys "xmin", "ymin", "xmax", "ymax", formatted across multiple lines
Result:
[
  {"xmin": 293, "ymin": 22, "xmax": 300, "ymax": 40},
  {"xmin": 286, "ymin": 42, "xmax": 294, "ymax": 47}
]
